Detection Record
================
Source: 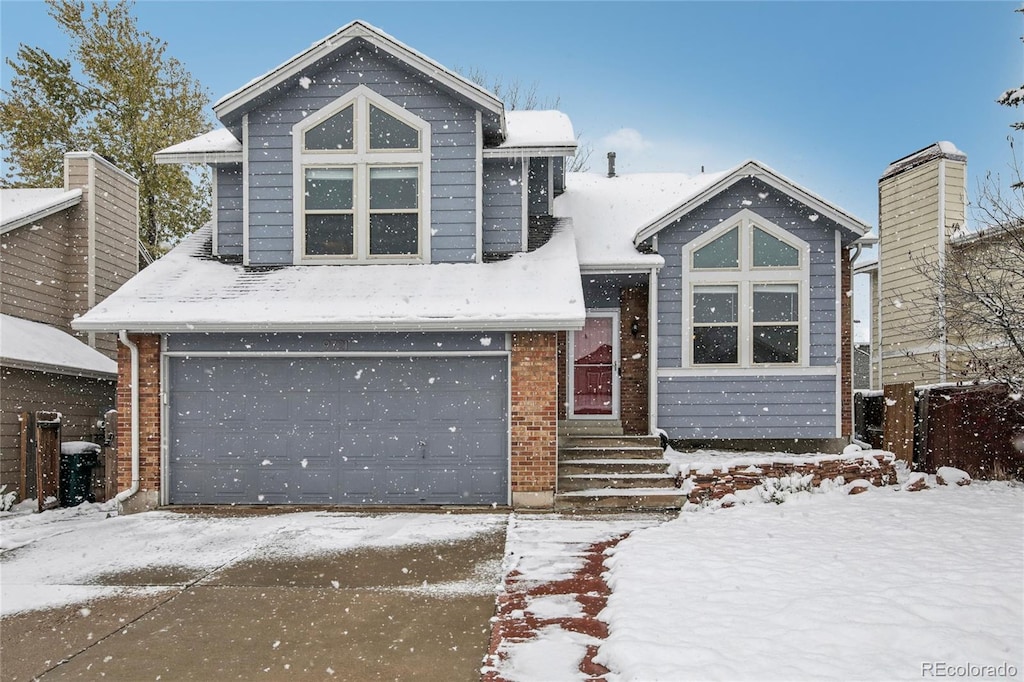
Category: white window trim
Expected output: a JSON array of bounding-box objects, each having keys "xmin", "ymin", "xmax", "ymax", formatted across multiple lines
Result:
[
  {"xmin": 681, "ymin": 209, "xmax": 811, "ymax": 368},
  {"xmin": 291, "ymin": 84, "xmax": 432, "ymax": 264}
]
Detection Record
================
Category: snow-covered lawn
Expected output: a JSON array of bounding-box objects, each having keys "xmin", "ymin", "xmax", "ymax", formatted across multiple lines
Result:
[{"xmin": 597, "ymin": 477, "xmax": 1023, "ymax": 681}]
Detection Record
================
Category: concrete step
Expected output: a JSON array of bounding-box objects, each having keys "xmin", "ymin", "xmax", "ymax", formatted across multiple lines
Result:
[
  {"xmin": 559, "ymin": 458, "xmax": 671, "ymax": 476},
  {"xmin": 559, "ymin": 445, "xmax": 665, "ymax": 461},
  {"xmin": 558, "ymin": 473, "xmax": 679, "ymax": 492},
  {"xmin": 554, "ymin": 488, "xmax": 687, "ymax": 511},
  {"xmin": 558, "ymin": 420, "xmax": 623, "ymax": 437},
  {"xmin": 560, "ymin": 435, "xmax": 663, "ymax": 449}
]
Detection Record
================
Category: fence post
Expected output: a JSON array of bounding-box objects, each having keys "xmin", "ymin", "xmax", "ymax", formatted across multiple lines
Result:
[
  {"xmin": 882, "ymin": 382, "xmax": 915, "ymax": 464},
  {"xmin": 35, "ymin": 411, "xmax": 62, "ymax": 512}
]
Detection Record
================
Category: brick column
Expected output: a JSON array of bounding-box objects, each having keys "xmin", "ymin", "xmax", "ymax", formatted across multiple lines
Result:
[
  {"xmin": 510, "ymin": 331, "xmax": 557, "ymax": 507},
  {"xmin": 619, "ymin": 286, "xmax": 650, "ymax": 435},
  {"xmin": 841, "ymin": 248, "xmax": 853, "ymax": 438},
  {"xmin": 116, "ymin": 333, "xmax": 161, "ymax": 511}
]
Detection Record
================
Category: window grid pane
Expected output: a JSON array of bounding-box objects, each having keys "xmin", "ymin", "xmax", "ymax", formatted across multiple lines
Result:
[
  {"xmin": 369, "ymin": 104, "xmax": 420, "ymax": 150},
  {"xmin": 752, "ymin": 324, "xmax": 799, "ymax": 364},
  {"xmin": 753, "ymin": 284, "xmax": 798, "ymax": 323},
  {"xmin": 693, "ymin": 227, "xmax": 739, "ymax": 269},
  {"xmin": 369, "ymin": 213, "xmax": 419, "ymax": 255},
  {"xmin": 304, "ymin": 106, "xmax": 354, "ymax": 151},
  {"xmin": 693, "ymin": 326, "xmax": 738, "ymax": 365},
  {"xmin": 753, "ymin": 226, "xmax": 799, "ymax": 267},
  {"xmin": 369, "ymin": 167, "xmax": 418, "ymax": 210},
  {"xmin": 305, "ymin": 168, "xmax": 353, "ymax": 211}
]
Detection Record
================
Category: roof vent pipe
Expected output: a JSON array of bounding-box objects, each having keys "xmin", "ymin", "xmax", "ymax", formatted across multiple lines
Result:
[{"xmin": 607, "ymin": 151, "xmax": 616, "ymax": 178}]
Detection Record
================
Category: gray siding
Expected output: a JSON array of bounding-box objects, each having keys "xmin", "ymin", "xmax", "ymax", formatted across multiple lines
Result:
[
  {"xmin": 166, "ymin": 331, "xmax": 506, "ymax": 353},
  {"xmin": 528, "ymin": 157, "xmax": 549, "ymax": 216},
  {"xmin": 215, "ymin": 165, "xmax": 243, "ymax": 256},
  {"xmin": 658, "ymin": 374, "xmax": 837, "ymax": 440},
  {"xmin": 482, "ymin": 158, "xmax": 523, "ymax": 254},
  {"xmin": 654, "ymin": 177, "xmax": 843, "ymax": 441},
  {"xmin": 243, "ymin": 43, "xmax": 478, "ymax": 265},
  {"xmin": 656, "ymin": 178, "xmax": 840, "ymax": 368}
]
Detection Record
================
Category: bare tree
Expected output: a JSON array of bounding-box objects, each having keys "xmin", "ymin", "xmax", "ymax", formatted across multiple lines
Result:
[{"xmin": 459, "ymin": 67, "xmax": 592, "ymax": 172}]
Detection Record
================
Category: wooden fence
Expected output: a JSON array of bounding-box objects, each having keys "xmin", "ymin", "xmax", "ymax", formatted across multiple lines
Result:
[{"xmin": 856, "ymin": 383, "xmax": 1024, "ymax": 480}]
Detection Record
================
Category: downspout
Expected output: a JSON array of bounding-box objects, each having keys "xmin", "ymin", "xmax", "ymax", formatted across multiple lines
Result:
[{"xmin": 116, "ymin": 330, "xmax": 140, "ymax": 505}]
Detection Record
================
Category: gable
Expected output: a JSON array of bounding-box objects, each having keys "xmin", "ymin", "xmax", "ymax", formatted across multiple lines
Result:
[
  {"xmin": 214, "ymin": 21, "xmax": 504, "ymax": 141},
  {"xmin": 634, "ymin": 161, "xmax": 871, "ymax": 247}
]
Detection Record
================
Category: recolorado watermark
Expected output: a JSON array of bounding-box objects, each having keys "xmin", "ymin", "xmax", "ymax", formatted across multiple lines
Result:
[{"xmin": 922, "ymin": 662, "xmax": 1019, "ymax": 678}]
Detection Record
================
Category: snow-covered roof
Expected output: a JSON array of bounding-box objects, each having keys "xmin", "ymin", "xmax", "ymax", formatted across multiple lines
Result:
[
  {"xmin": 631, "ymin": 159, "xmax": 872, "ymax": 245},
  {"xmin": 0, "ymin": 314, "xmax": 116, "ymax": 378},
  {"xmin": 1, "ymin": 188, "xmax": 82, "ymax": 234},
  {"xmin": 555, "ymin": 160, "xmax": 872, "ymax": 272},
  {"xmin": 554, "ymin": 171, "xmax": 727, "ymax": 272},
  {"xmin": 881, "ymin": 141, "xmax": 966, "ymax": 181},
  {"xmin": 155, "ymin": 128, "xmax": 242, "ymax": 165},
  {"xmin": 213, "ymin": 20, "xmax": 504, "ymax": 131},
  {"xmin": 485, "ymin": 111, "xmax": 576, "ymax": 157},
  {"xmin": 73, "ymin": 224, "xmax": 585, "ymax": 333}
]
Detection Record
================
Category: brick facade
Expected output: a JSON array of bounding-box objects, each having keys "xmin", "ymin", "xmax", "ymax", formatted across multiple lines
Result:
[
  {"xmin": 619, "ymin": 286, "xmax": 649, "ymax": 435},
  {"xmin": 841, "ymin": 248, "xmax": 853, "ymax": 437},
  {"xmin": 116, "ymin": 334, "xmax": 161, "ymax": 497},
  {"xmin": 510, "ymin": 332, "xmax": 558, "ymax": 497}
]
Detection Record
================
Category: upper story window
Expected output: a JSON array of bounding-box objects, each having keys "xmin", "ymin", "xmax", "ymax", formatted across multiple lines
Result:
[
  {"xmin": 684, "ymin": 210, "xmax": 809, "ymax": 367},
  {"xmin": 292, "ymin": 85, "xmax": 431, "ymax": 263}
]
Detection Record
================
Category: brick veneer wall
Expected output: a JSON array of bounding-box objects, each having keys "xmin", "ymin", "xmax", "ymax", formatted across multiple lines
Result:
[
  {"xmin": 116, "ymin": 334, "xmax": 161, "ymax": 495},
  {"xmin": 619, "ymin": 286, "xmax": 649, "ymax": 435},
  {"xmin": 510, "ymin": 332, "xmax": 558, "ymax": 495},
  {"xmin": 680, "ymin": 453, "xmax": 897, "ymax": 505},
  {"xmin": 841, "ymin": 247, "xmax": 853, "ymax": 437}
]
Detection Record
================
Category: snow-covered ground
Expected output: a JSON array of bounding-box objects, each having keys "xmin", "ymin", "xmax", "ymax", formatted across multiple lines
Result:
[
  {"xmin": 2, "ymin": 469, "xmax": 1021, "ymax": 681},
  {"xmin": 597, "ymin": 475, "xmax": 1023, "ymax": 681},
  {"xmin": 0, "ymin": 506, "xmax": 506, "ymax": 616}
]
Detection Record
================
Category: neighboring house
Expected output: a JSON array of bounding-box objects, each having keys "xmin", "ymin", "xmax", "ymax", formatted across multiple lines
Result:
[
  {"xmin": 857, "ymin": 142, "xmax": 969, "ymax": 388},
  {"xmin": 73, "ymin": 21, "xmax": 871, "ymax": 511},
  {"xmin": 0, "ymin": 152, "xmax": 139, "ymax": 498}
]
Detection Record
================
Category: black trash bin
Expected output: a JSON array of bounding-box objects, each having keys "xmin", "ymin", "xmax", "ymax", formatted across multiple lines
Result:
[{"xmin": 59, "ymin": 441, "xmax": 101, "ymax": 507}]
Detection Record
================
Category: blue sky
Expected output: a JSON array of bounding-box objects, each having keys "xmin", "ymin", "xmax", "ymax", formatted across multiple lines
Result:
[{"xmin": 1, "ymin": 0, "xmax": 1020, "ymax": 230}]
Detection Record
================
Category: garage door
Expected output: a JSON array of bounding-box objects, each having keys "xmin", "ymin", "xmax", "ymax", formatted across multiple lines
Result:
[{"xmin": 167, "ymin": 355, "xmax": 507, "ymax": 505}]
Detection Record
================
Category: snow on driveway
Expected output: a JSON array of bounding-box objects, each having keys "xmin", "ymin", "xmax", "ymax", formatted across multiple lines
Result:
[
  {"xmin": 0, "ymin": 506, "xmax": 507, "ymax": 616},
  {"xmin": 598, "ymin": 479, "xmax": 1023, "ymax": 681}
]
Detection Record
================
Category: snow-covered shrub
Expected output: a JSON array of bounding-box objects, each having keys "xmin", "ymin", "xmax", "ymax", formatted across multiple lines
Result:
[
  {"xmin": 757, "ymin": 473, "xmax": 814, "ymax": 504},
  {"xmin": 0, "ymin": 485, "xmax": 17, "ymax": 512}
]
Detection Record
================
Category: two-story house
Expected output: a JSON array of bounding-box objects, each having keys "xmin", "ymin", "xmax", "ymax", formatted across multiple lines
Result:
[
  {"xmin": 1, "ymin": 152, "xmax": 139, "ymax": 499},
  {"xmin": 73, "ymin": 21, "xmax": 872, "ymax": 511}
]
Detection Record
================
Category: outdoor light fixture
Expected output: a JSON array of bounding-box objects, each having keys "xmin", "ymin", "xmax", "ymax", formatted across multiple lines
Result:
[{"xmin": 631, "ymin": 318, "xmax": 640, "ymax": 337}]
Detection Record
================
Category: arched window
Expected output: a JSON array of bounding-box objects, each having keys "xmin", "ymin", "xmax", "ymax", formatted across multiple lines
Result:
[
  {"xmin": 683, "ymin": 210, "xmax": 810, "ymax": 367},
  {"xmin": 292, "ymin": 85, "xmax": 431, "ymax": 263}
]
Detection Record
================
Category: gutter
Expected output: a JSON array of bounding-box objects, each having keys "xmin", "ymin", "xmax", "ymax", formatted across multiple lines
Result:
[{"xmin": 115, "ymin": 331, "xmax": 140, "ymax": 506}]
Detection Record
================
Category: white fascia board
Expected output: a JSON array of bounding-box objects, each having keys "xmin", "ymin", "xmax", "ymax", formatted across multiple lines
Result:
[
  {"xmin": 0, "ymin": 357, "xmax": 116, "ymax": 380},
  {"xmin": 155, "ymin": 151, "xmax": 244, "ymax": 165},
  {"xmin": 482, "ymin": 145, "xmax": 578, "ymax": 159},
  {"xmin": 71, "ymin": 318, "xmax": 587, "ymax": 334},
  {"xmin": 214, "ymin": 20, "xmax": 504, "ymax": 121},
  {"xmin": 0, "ymin": 189, "xmax": 82, "ymax": 235},
  {"xmin": 579, "ymin": 260, "xmax": 664, "ymax": 275},
  {"xmin": 633, "ymin": 160, "xmax": 872, "ymax": 246}
]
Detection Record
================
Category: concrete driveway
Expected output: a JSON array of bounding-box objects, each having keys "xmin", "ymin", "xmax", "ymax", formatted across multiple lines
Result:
[{"xmin": 1, "ymin": 509, "xmax": 508, "ymax": 681}]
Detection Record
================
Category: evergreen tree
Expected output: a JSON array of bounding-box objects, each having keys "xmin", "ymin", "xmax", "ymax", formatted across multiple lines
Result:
[{"xmin": 1, "ymin": 0, "xmax": 211, "ymax": 256}]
